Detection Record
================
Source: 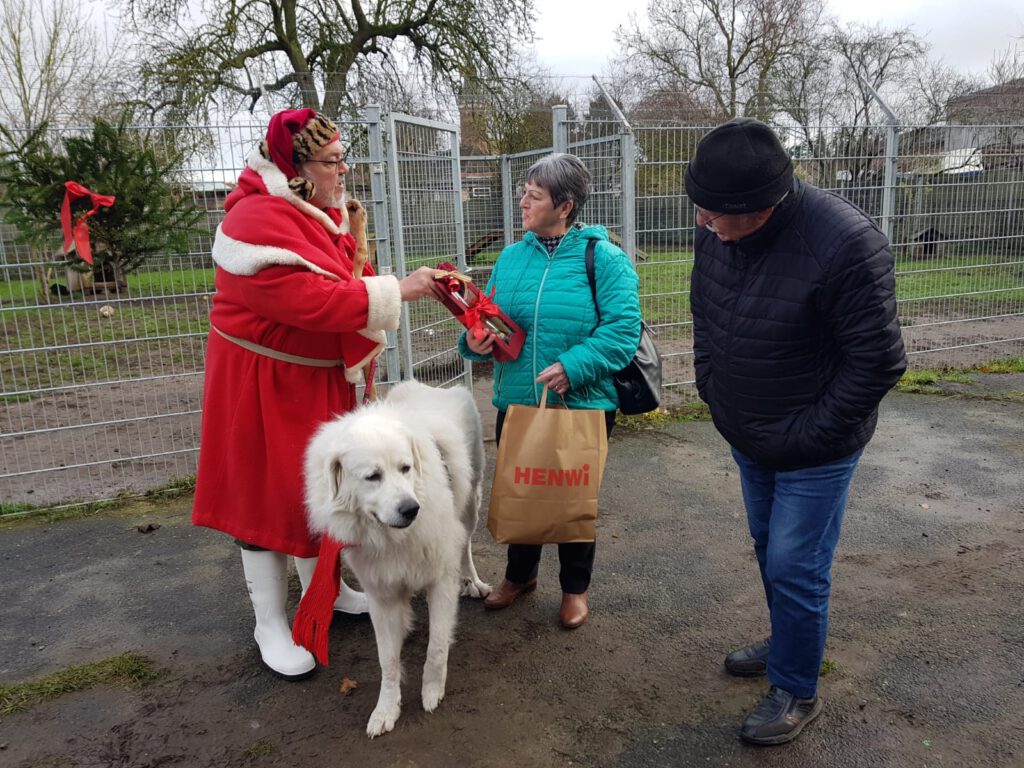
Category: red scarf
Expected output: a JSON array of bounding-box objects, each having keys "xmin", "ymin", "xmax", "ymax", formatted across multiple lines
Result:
[{"xmin": 291, "ymin": 535, "xmax": 347, "ymax": 665}]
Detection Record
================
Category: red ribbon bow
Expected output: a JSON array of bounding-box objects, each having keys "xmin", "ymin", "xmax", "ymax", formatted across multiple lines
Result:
[
  {"xmin": 61, "ymin": 181, "xmax": 115, "ymax": 265},
  {"xmin": 464, "ymin": 287, "xmax": 502, "ymax": 340}
]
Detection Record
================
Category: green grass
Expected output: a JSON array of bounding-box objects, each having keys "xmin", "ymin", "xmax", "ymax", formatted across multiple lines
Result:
[
  {"xmin": 241, "ymin": 740, "xmax": 275, "ymax": 760},
  {"xmin": 894, "ymin": 255, "xmax": 1024, "ymax": 305},
  {"xmin": 977, "ymin": 355, "xmax": 1024, "ymax": 373},
  {"xmin": 897, "ymin": 370, "xmax": 973, "ymax": 394},
  {"xmin": 0, "ymin": 267, "xmax": 215, "ymax": 307},
  {"xmin": 2, "ymin": 251, "xmax": 1021, "ymax": 397},
  {"xmin": 820, "ymin": 658, "xmax": 838, "ymax": 676},
  {"xmin": 1, "ymin": 300, "xmax": 209, "ymax": 398},
  {"xmin": 0, "ymin": 475, "xmax": 195, "ymax": 524},
  {"xmin": 618, "ymin": 401, "xmax": 711, "ymax": 429},
  {"xmin": 0, "ymin": 653, "xmax": 161, "ymax": 718},
  {"xmin": 896, "ymin": 356, "xmax": 1024, "ymax": 395},
  {"xmin": 0, "ymin": 502, "xmax": 37, "ymax": 516}
]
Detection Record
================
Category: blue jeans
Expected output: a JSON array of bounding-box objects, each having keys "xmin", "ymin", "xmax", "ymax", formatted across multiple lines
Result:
[{"xmin": 731, "ymin": 447, "xmax": 864, "ymax": 699}]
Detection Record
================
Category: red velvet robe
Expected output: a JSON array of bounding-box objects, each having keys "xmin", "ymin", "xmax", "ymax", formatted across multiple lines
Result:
[{"xmin": 192, "ymin": 149, "xmax": 401, "ymax": 556}]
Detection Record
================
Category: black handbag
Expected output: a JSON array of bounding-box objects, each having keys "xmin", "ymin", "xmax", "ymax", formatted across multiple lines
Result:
[{"xmin": 585, "ymin": 239, "xmax": 662, "ymax": 415}]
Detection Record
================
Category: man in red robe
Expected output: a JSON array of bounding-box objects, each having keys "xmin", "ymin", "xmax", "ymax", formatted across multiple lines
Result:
[{"xmin": 193, "ymin": 109, "xmax": 438, "ymax": 679}]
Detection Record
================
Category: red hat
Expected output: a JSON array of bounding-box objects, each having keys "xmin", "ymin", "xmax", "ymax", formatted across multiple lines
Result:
[{"xmin": 261, "ymin": 109, "xmax": 342, "ymax": 200}]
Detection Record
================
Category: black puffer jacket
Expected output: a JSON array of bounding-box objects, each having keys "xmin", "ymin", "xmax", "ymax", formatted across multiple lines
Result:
[{"xmin": 691, "ymin": 178, "xmax": 907, "ymax": 471}]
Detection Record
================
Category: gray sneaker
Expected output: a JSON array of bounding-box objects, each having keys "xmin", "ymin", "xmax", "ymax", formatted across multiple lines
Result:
[
  {"xmin": 740, "ymin": 686, "xmax": 823, "ymax": 746},
  {"xmin": 724, "ymin": 637, "xmax": 770, "ymax": 677}
]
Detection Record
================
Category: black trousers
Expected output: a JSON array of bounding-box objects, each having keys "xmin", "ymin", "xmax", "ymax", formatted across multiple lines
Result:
[{"xmin": 495, "ymin": 407, "xmax": 616, "ymax": 595}]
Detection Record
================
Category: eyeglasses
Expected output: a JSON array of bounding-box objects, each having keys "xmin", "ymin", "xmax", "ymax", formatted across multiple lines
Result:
[
  {"xmin": 694, "ymin": 207, "xmax": 727, "ymax": 230},
  {"xmin": 306, "ymin": 157, "xmax": 348, "ymax": 173},
  {"xmin": 694, "ymin": 192, "xmax": 790, "ymax": 229}
]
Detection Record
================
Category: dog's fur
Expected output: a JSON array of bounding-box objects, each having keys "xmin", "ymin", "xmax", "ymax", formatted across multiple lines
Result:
[{"xmin": 304, "ymin": 380, "xmax": 491, "ymax": 737}]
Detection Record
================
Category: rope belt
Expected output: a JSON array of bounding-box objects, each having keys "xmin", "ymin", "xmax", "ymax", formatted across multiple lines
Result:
[{"xmin": 211, "ymin": 325, "xmax": 344, "ymax": 368}]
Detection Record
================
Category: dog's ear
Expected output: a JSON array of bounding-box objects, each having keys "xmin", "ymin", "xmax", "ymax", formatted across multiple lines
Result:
[
  {"xmin": 328, "ymin": 456, "xmax": 346, "ymax": 505},
  {"xmin": 408, "ymin": 431, "xmax": 424, "ymax": 477}
]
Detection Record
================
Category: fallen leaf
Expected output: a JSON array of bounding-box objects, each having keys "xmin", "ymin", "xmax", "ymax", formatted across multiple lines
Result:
[
  {"xmin": 137, "ymin": 523, "xmax": 161, "ymax": 534},
  {"xmin": 339, "ymin": 677, "xmax": 358, "ymax": 696}
]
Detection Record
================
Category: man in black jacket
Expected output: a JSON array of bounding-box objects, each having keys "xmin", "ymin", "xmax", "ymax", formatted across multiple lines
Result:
[{"xmin": 686, "ymin": 117, "xmax": 907, "ymax": 746}]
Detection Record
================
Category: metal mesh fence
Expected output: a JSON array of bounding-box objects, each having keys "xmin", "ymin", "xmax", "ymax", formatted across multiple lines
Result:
[
  {"xmin": 0, "ymin": 115, "xmax": 391, "ymax": 509},
  {"xmin": 2, "ymin": 108, "xmax": 1022, "ymax": 511},
  {"xmin": 385, "ymin": 113, "xmax": 469, "ymax": 388},
  {"xmin": 630, "ymin": 122, "xmax": 1024, "ymax": 405}
]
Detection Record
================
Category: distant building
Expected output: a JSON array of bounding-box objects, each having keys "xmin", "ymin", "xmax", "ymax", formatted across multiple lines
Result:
[{"xmin": 943, "ymin": 79, "xmax": 1024, "ymax": 166}]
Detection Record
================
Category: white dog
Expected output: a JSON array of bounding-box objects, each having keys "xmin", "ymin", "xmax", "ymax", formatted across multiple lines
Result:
[{"xmin": 304, "ymin": 380, "xmax": 492, "ymax": 738}]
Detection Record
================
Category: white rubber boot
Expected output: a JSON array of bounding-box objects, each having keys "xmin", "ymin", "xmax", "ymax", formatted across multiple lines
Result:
[
  {"xmin": 295, "ymin": 555, "xmax": 370, "ymax": 615},
  {"xmin": 240, "ymin": 548, "xmax": 316, "ymax": 680}
]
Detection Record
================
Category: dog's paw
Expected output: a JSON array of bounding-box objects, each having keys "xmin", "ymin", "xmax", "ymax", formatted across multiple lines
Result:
[
  {"xmin": 345, "ymin": 199, "xmax": 366, "ymax": 230},
  {"xmin": 461, "ymin": 577, "xmax": 492, "ymax": 599},
  {"xmin": 421, "ymin": 680, "xmax": 446, "ymax": 712},
  {"xmin": 366, "ymin": 703, "xmax": 401, "ymax": 739}
]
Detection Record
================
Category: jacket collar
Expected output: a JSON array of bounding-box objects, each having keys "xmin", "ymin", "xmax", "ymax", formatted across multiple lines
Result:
[
  {"xmin": 726, "ymin": 178, "xmax": 802, "ymax": 254},
  {"xmin": 523, "ymin": 223, "xmax": 594, "ymax": 254}
]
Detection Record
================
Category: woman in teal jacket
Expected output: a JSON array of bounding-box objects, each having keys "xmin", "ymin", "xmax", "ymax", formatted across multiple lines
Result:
[{"xmin": 459, "ymin": 152, "xmax": 641, "ymax": 629}]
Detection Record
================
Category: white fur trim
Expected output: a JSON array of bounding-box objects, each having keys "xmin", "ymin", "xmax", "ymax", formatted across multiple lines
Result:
[
  {"xmin": 362, "ymin": 275, "xmax": 402, "ymax": 331},
  {"xmin": 247, "ymin": 148, "xmax": 344, "ymax": 235},
  {"xmin": 212, "ymin": 225, "xmax": 341, "ymax": 280},
  {"xmin": 344, "ymin": 331, "xmax": 386, "ymax": 383}
]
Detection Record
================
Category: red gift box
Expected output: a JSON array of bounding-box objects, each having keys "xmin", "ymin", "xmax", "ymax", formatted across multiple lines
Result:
[{"xmin": 434, "ymin": 262, "xmax": 525, "ymax": 362}]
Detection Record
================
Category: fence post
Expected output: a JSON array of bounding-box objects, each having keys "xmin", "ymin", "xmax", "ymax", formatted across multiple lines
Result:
[
  {"xmin": 857, "ymin": 74, "xmax": 901, "ymax": 242},
  {"xmin": 384, "ymin": 112, "xmax": 414, "ymax": 380},
  {"xmin": 552, "ymin": 105, "xmax": 569, "ymax": 154},
  {"xmin": 450, "ymin": 125, "xmax": 473, "ymax": 389},
  {"xmin": 621, "ymin": 132, "xmax": 637, "ymax": 262},
  {"xmin": 363, "ymin": 105, "xmax": 402, "ymax": 385},
  {"xmin": 881, "ymin": 123, "xmax": 898, "ymax": 242},
  {"xmin": 501, "ymin": 155, "xmax": 514, "ymax": 245}
]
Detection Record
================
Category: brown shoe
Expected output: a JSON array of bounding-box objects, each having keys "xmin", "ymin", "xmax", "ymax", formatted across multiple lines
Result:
[
  {"xmin": 559, "ymin": 592, "xmax": 589, "ymax": 629},
  {"xmin": 484, "ymin": 578, "xmax": 538, "ymax": 610}
]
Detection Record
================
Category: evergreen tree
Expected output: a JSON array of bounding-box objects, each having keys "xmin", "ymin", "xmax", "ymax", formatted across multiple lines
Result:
[{"xmin": 0, "ymin": 114, "xmax": 202, "ymax": 288}]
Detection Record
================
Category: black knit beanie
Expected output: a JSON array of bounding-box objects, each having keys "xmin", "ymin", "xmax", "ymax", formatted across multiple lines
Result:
[{"xmin": 684, "ymin": 117, "xmax": 793, "ymax": 213}]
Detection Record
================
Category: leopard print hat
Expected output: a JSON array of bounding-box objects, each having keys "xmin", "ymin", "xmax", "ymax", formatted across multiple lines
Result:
[{"xmin": 260, "ymin": 109, "xmax": 341, "ymax": 201}]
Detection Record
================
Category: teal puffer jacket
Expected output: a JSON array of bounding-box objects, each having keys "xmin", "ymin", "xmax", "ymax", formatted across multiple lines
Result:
[{"xmin": 458, "ymin": 224, "xmax": 642, "ymax": 411}]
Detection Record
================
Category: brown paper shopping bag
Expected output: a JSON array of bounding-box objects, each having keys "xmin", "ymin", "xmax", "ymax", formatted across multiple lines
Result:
[{"xmin": 488, "ymin": 385, "xmax": 609, "ymax": 544}]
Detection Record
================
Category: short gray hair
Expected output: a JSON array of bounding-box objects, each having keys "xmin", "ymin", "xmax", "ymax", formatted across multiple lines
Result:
[{"xmin": 525, "ymin": 153, "xmax": 591, "ymax": 224}]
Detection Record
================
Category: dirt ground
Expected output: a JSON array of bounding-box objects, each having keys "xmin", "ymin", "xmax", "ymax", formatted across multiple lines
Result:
[{"xmin": 1, "ymin": 383, "xmax": 1022, "ymax": 768}]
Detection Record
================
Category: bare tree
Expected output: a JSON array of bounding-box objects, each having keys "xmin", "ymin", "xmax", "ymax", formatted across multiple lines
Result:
[
  {"xmin": 988, "ymin": 41, "xmax": 1024, "ymax": 86},
  {"xmin": 458, "ymin": 60, "xmax": 573, "ymax": 156},
  {"xmin": 614, "ymin": 0, "xmax": 823, "ymax": 122},
  {"xmin": 909, "ymin": 59, "xmax": 982, "ymax": 126},
  {"xmin": 0, "ymin": 0, "xmax": 111, "ymax": 133},
  {"xmin": 124, "ymin": 0, "xmax": 536, "ymax": 122}
]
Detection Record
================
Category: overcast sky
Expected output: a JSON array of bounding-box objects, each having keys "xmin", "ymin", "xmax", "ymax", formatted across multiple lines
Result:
[{"xmin": 533, "ymin": 0, "xmax": 1024, "ymax": 81}]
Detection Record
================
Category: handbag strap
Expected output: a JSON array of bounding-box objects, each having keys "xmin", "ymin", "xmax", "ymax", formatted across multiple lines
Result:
[
  {"xmin": 584, "ymin": 238, "xmax": 602, "ymax": 323},
  {"xmin": 585, "ymin": 238, "xmax": 653, "ymax": 339}
]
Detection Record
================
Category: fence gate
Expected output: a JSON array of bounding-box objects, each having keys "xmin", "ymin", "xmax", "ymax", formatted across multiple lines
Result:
[{"xmin": 384, "ymin": 113, "xmax": 471, "ymax": 388}]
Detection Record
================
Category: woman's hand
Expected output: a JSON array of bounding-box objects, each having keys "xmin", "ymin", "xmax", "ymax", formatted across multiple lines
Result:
[
  {"xmin": 465, "ymin": 330, "xmax": 495, "ymax": 355},
  {"xmin": 536, "ymin": 362, "xmax": 570, "ymax": 396},
  {"xmin": 399, "ymin": 266, "xmax": 442, "ymax": 302}
]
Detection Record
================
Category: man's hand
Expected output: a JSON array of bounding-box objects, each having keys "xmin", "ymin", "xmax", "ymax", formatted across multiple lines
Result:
[{"xmin": 399, "ymin": 266, "xmax": 442, "ymax": 302}]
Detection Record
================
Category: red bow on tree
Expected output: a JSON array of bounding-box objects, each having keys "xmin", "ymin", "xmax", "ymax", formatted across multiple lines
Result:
[{"xmin": 61, "ymin": 181, "xmax": 115, "ymax": 265}]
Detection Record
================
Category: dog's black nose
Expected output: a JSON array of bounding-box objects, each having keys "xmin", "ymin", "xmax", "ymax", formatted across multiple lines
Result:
[{"xmin": 398, "ymin": 499, "xmax": 420, "ymax": 522}]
